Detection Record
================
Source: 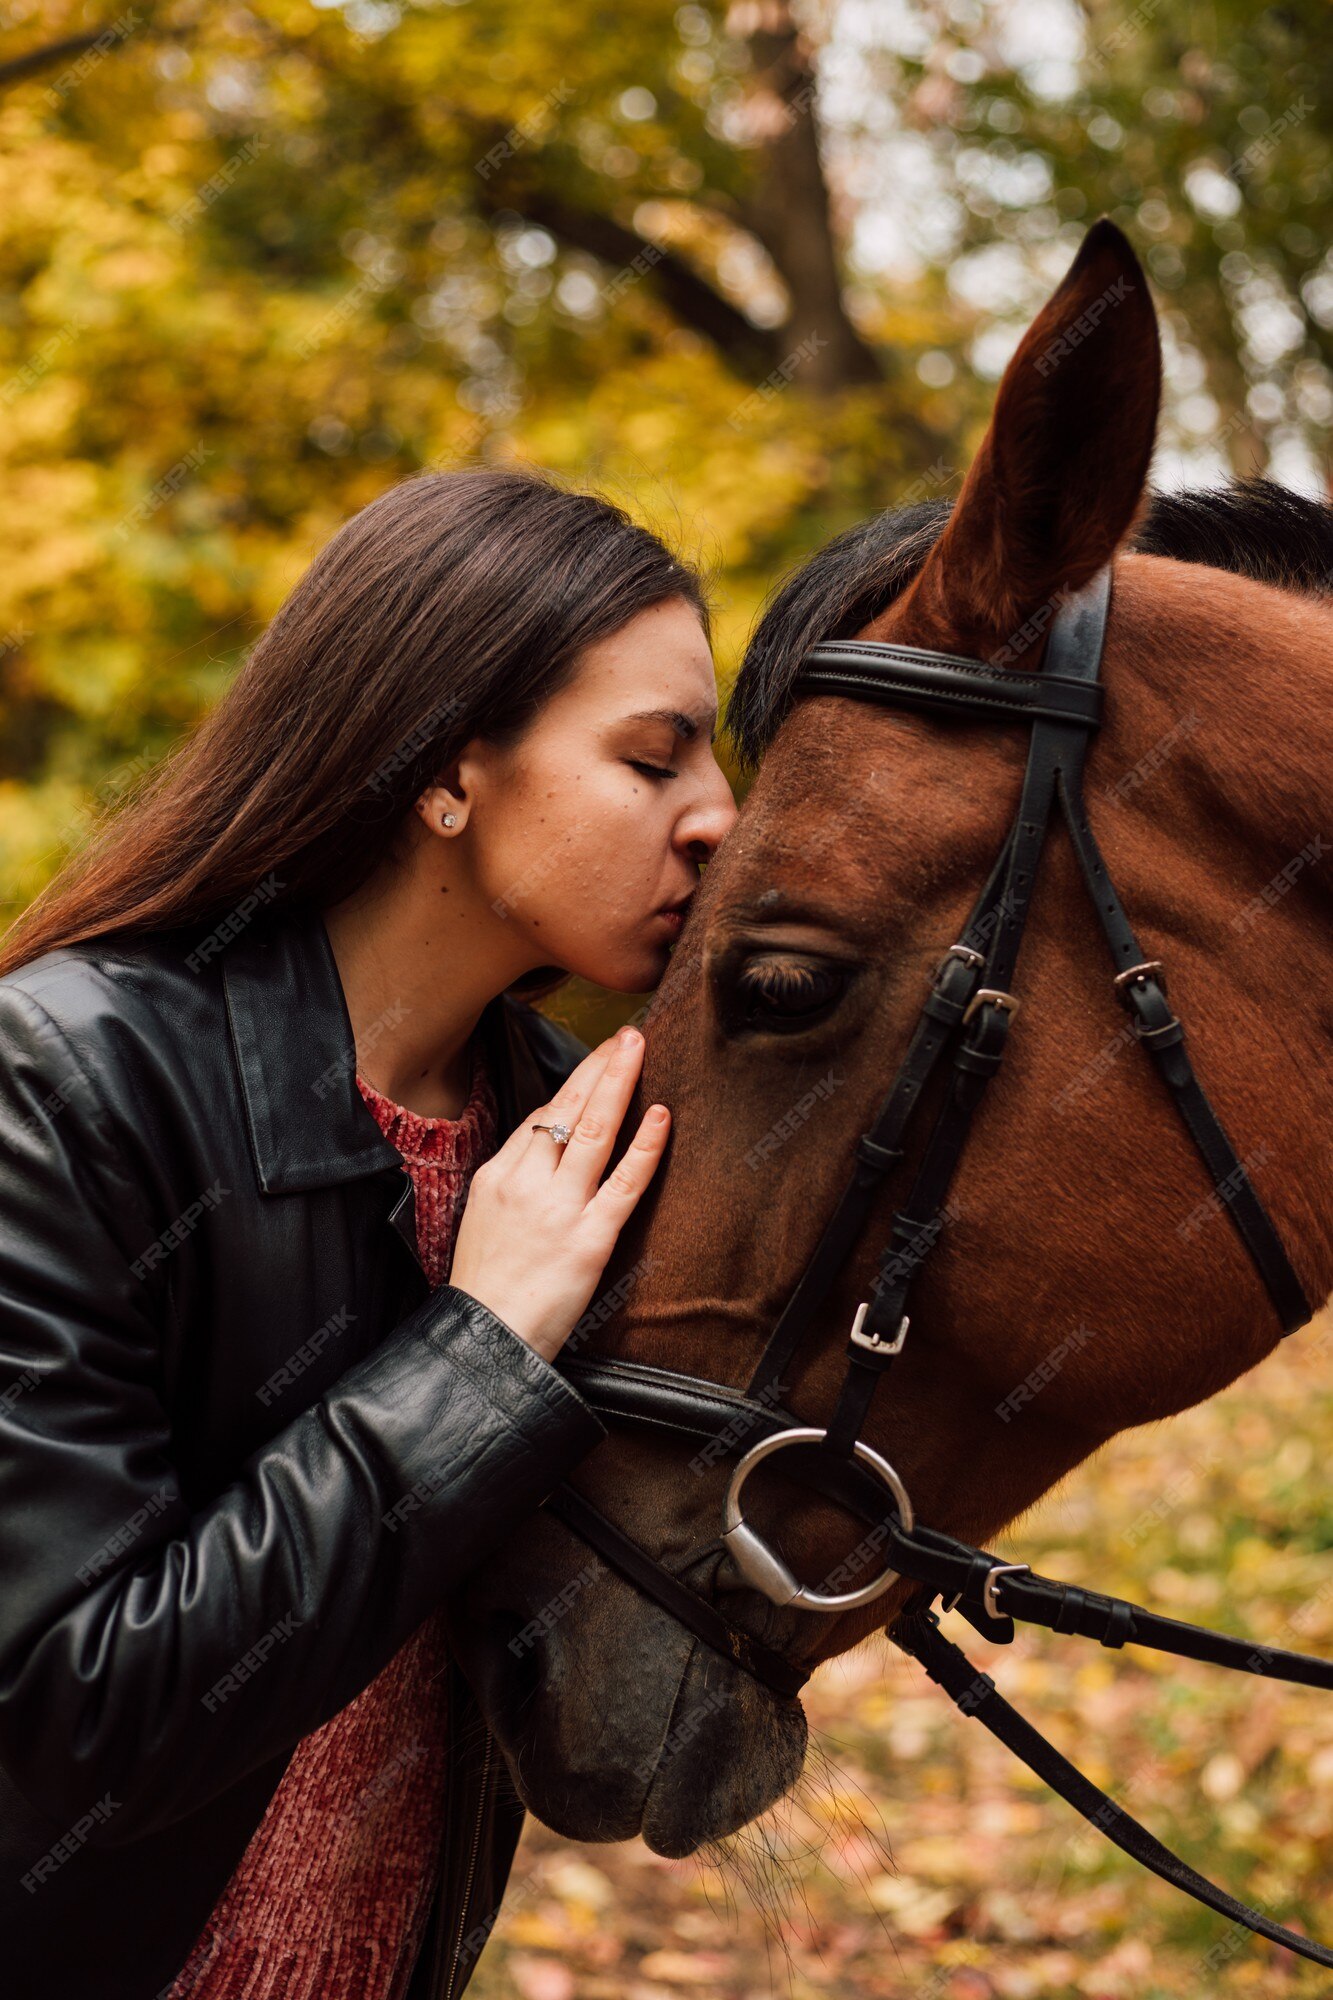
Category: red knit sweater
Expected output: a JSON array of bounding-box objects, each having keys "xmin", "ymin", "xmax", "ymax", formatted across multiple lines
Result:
[{"xmin": 165, "ymin": 1040, "xmax": 499, "ymax": 2000}]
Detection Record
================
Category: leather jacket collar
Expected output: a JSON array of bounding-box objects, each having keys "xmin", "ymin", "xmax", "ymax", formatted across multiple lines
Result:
[{"xmin": 221, "ymin": 901, "xmax": 558, "ymax": 1196}]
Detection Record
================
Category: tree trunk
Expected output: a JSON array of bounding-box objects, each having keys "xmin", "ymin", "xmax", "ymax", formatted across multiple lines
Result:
[{"xmin": 730, "ymin": 0, "xmax": 882, "ymax": 391}]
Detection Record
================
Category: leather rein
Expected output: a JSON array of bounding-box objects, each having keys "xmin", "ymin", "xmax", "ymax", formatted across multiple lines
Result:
[{"xmin": 544, "ymin": 564, "xmax": 1328, "ymax": 1966}]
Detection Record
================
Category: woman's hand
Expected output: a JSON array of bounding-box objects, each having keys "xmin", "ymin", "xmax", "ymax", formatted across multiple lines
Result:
[{"xmin": 448, "ymin": 1026, "xmax": 669, "ymax": 1362}]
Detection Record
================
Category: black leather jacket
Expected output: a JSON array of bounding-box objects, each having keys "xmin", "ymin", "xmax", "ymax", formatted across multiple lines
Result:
[{"xmin": 0, "ymin": 899, "xmax": 605, "ymax": 2000}]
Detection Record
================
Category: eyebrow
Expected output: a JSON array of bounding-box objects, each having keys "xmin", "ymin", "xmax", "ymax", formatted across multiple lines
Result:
[{"xmin": 621, "ymin": 706, "xmax": 718, "ymax": 745}]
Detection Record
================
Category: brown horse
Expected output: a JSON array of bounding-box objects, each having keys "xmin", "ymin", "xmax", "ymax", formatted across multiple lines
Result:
[{"xmin": 444, "ymin": 218, "xmax": 1333, "ymax": 1865}]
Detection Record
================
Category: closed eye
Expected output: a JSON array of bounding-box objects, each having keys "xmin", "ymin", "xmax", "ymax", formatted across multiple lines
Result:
[
  {"xmin": 628, "ymin": 760, "xmax": 678, "ymax": 780},
  {"xmin": 722, "ymin": 954, "xmax": 853, "ymax": 1034}
]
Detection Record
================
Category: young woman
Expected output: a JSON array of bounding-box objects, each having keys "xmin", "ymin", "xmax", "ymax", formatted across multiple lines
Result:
[{"xmin": 0, "ymin": 466, "xmax": 737, "ymax": 2000}]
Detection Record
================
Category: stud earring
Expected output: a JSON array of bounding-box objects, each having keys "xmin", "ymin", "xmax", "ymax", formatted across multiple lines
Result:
[{"xmin": 443, "ymin": 813, "xmax": 457, "ymax": 828}]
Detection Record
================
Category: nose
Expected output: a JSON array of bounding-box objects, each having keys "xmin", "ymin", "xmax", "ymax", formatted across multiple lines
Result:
[{"xmin": 683, "ymin": 764, "xmax": 739, "ymax": 859}]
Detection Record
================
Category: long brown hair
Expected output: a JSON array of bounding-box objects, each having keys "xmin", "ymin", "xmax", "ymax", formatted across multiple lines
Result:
[{"xmin": 0, "ymin": 465, "xmax": 712, "ymax": 997}]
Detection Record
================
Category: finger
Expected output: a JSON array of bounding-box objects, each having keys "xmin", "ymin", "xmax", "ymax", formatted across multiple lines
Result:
[
  {"xmin": 553, "ymin": 1030, "xmax": 648, "ymax": 1199},
  {"xmin": 482, "ymin": 1037, "xmax": 613, "ymax": 1167},
  {"xmin": 585, "ymin": 1105, "xmax": 672, "ymax": 1227},
  {"xmin": 515, "ymin": 1034, "xmax": 622, "ymax": 1166}
]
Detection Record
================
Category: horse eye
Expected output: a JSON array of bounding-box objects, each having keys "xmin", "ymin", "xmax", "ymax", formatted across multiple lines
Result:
[{"xmin": 731, "ymin": 956, "xmax": 849, "ymax": 1032}]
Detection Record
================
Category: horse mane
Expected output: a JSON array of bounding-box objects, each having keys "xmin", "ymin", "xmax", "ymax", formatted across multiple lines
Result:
[{"xmin": 726, "ymin": 476, "xmax": 1333, "ymax": 777}]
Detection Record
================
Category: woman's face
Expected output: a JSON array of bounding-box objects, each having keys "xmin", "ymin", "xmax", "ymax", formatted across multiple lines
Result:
[{"xmin": 456, "ymin": 594, "xmax": 738, "ymax": 992}]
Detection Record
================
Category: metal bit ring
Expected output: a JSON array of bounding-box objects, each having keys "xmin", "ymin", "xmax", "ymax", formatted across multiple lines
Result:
[{"xmin": 721, "ymin": 1427, "xmax": 914, "ymax": 1612}]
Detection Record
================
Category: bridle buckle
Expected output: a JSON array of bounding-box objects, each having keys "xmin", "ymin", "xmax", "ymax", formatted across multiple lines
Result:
[
  {"xmin": 932, "ymin": 943, "xmax": 985, "ymax": 985},
  {"xmin": 1113, "ymin": 960, "xmax": 1181, "ymax": 1040},
  {"xmin": 849, "ymin": 1302, "xmax": 909, "ymax": 1355},
  {"xmin": 1113, "ymin": 959, "xmax": 1166, "ymax": 1000},
  {"xmin": 961, "ymin": 986, "xmax": 1021, "ymax": 1028},
  {"xmin": 940, "ymin": 1559, "xmax": 1030, "ymax": 1621},
  {"xmin": 982, "ymin": 1562, "xmax": 1030, "ymax": 1620}
]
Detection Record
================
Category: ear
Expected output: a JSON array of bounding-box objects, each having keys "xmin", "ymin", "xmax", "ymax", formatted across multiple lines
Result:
[{"xmin": 862, "ymin": 218, "xmax": 1161, "ymax": 654}]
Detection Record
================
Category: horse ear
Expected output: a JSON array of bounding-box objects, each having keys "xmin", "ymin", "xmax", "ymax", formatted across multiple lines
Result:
[{"xmin": 865, "ymin": 217, "xmax": 1161, "ymax": 653}]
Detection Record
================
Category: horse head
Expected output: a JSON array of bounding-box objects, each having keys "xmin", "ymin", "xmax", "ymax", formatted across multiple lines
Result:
[{"xmin": 445, "ymin": 217, "xmax": 1333, "ymax": 1860}]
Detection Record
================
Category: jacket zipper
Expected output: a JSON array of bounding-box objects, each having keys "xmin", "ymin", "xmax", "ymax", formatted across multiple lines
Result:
[{"xmin": 441, "ymin": 1735, "xmax": 494, "ymax": 2000}]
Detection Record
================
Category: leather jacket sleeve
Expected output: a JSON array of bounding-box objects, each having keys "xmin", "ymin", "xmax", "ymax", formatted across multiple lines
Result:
[{"xmin": 0, "ymin": 982, "xmax": 605, "ymax": 1844}]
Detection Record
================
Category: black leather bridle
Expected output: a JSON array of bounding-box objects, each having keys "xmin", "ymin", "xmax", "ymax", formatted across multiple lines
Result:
[{"xmin": 543, "ymin": 565, "xmax": 1329, "ymax": 1966}]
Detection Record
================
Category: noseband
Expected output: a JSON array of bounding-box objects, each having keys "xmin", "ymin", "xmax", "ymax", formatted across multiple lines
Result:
[{"xmin": 542, "ymin": 565, "xmax": 1328, "ymax": 1966}]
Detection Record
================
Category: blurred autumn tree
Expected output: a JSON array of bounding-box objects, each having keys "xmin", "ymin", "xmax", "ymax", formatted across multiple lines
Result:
[{"xmin": 0, "ymin": 0, "xmax": 1329, "ymax": 989}]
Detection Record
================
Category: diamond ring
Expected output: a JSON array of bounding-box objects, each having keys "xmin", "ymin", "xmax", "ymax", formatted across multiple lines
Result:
[{"xmin": 531, "ymin": 1120, "xmax": 573, "ymax": 1145}]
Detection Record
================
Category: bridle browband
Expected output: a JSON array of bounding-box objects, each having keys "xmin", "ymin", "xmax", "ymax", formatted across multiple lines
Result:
[{"xmin": 541, "ymin": 565, "xmax": 1327, "ymax": 1966}]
